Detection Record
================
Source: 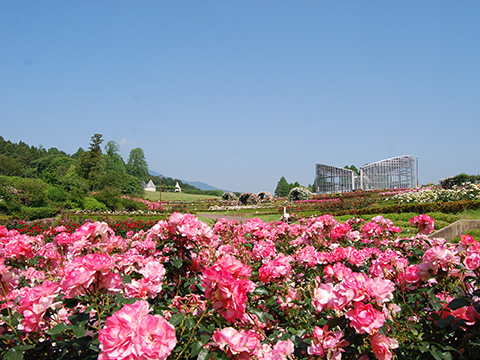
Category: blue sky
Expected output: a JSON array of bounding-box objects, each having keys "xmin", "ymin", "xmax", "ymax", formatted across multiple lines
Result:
[{"xmin": 1, "ymin": 1, "xmax": 479, "ymax": 193}]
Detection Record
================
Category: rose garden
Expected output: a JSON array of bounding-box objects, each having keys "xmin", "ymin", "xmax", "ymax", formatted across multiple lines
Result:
[{"xmin": 1, "ymin": 183, "xmax": 480, "ymax": 360}]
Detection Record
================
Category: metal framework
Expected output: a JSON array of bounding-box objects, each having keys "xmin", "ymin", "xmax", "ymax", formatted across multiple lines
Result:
[
  {"xmin": 316, "ymin": 155, "xmax": 416, "ymax": 194},
  {"xmin": 315, "ymin": 164, "xmax": 359, "ymax": 194}
]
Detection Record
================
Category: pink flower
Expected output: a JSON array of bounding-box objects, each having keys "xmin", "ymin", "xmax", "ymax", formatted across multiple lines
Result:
[
  {"xmin": 211, "ymin": 327, "xmax": 260, "ymax": 357},
  {"xmin": 18, "ymin": 280, "xmax": 60, "ymax": 332},
  {"xmin": 307, "ymin": 325, "xmax": 348, "ymax": 360},
  {"xmin": 370, "ymin": 333, "xmax": 398, "ymax": 360},
  {"xmin": 99, "ymin": 300, "xmax": 176, "ymax": 360},
  {"xmin": 202, "ymin": 255, "xmax": 255, "ymax": 322},
  {"xmin": 365, "ymin": 277, "xmax": 395, "ymax": 304},
  {"xmin": 346, "ymin": 302, "xmax": 385, "ymax": 334},
  {"xmin": 259, "ymin": 253, "xmax": 293, "ymax": 284},
  {"xmin": 410, "ymin": 214, "xmax": 435, "ymax": 235}
]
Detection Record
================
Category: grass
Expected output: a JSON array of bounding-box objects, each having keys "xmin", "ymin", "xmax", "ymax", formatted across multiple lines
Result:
[{"xmin": 143, "ymin": 191, "xmax": 221, "ymax": 202}]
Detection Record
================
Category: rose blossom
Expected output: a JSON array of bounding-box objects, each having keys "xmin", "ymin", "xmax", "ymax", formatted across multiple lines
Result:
[
  {"xmin": 99, "ymin": 300, "xmax": 176, "ymax": 360},
  {"xmin": 371, "ymin": 333, "xmax": 399, "ymax": 360},
  {"xmin": 346, "ymin": 302, "xmax": 385, "ymax": 334}
]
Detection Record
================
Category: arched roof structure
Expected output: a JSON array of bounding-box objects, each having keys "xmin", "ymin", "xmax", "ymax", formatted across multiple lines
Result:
[{"xmin": 315, "ymin": 155, "xmax": 416, "ymax": 194}]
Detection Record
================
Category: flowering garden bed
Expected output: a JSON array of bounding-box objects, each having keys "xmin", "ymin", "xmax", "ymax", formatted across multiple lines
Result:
[{"xmin": 1, "ymin": 213, "xmax": 479, "ymax": 359}]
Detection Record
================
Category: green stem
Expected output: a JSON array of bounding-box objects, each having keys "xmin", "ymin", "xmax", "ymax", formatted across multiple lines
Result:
[
  {"xmin": 0, "ymin": 281, "xmax": 29, "ymax": 346},
  {"xmin": 174, "ymin": 308, "xmax": 209, "ymax": 360}
]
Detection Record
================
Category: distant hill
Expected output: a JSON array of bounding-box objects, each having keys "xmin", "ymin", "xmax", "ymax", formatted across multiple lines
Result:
[{"xmin": 149, "ymin": 170, "xmax": 229, "ymax": 192}]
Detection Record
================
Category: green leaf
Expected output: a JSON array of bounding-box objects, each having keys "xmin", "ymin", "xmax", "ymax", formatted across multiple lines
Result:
[
  {"xmin": 447, "ymin": 298, "xmax": 470, "ymax": 310},
  {"xmin": 46, "ymin": 322, "xmax": 70, "ymax": 335},
  {"xmin": 185, "ymin": 316, "xmax": 196, "ymax": 330},
  {"xmin": 73, "ymin": 324, "xmax": 87, "ymax": 337},
  {"xmin": 253, "ymin": 287, "xmax": 269, "ymax": 296},
  {"xmin": 197, "ymin": 349, "xmax": 210, "ymax": 360},
  {"xmin": 437, "ymin": 318, "xmax": 449, "ymax": 328},
  {"xmin": 69, "ymin": 312, "xmax": 90, "ymax": 326},
  {"xmin": 431, "ymin": 346, "xmax": 449, "ymax": 360},
  {"xmin": 172, "ymin": 257, "xmax": 183, "ymax": 269},
  {"xmin": 190, "ymin": 341, "xmax": 204, "ymax": 357},
  {"xmin": 169, "ymin": 313, "xmax": 184, "ymax": 326},
  {"xmin": 4, "ymin": 348, "xmax": 23, "ymax": 360}
]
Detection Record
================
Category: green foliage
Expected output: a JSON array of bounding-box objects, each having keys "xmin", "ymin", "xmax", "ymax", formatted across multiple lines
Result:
[
  {"xmin": 103, "ymin": 141, "xmax": 126, "ymax": 174},
  {"xmin": 275, "ymin": 176, "xmax": 290, "ymax": 197},
  {"xmin": 96, "ymin": 171, "xmax": 143, "ymax": 196},
  {"xmin": 126, "ymin": 148, "xmax": 149, "ymax": 179},
  {"xmin": 47, "ymin": 186, "xmax": 68, "ymax": 203},
  {"xmin": 17, "ymin": 206, "xmax": 59, "ymax": 220},
  {"xmin": 344, "ymin": 164, "xmax": 360, "ymax": 174},
  {"xmin": 77, "ymin": 134, "xmax": 105, "ymax": 190},
  {"xmin": 0, "ymin": 154, "xmax": 24, "ymax": 176},
  {"xmin": 440, "ymin": 173, "xmax": 480, "ymax": 189},
  {"xmin": 82, "ymin": 197, "xmax": 108, "ymax": 211},
  {"xmin": 92, "ymin": 188, "xmax": 123, "ymax": 210}
]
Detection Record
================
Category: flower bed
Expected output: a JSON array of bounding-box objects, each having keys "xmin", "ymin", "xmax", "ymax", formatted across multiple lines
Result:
[{"xmin": 0, "ymin": 213, "xmax": 479, "ymax": 359}]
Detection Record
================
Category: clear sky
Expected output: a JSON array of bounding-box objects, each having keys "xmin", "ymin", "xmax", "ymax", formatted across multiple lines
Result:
[{"xmin": 1, "ymin": 1, "xmax": 479, "ymax": 193}]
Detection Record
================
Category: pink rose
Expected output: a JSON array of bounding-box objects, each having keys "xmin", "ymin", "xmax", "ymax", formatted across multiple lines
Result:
[
  {"xmin": 371, "ymin": 333, "xmax": 398, "ymax": 360},
  {"xmin": 99, "ymin": 300, "xmax": 176, "ymax": 360},
  {"xmin": 346, "ymin": 302, "xmax": 385, "ymax": 334}
]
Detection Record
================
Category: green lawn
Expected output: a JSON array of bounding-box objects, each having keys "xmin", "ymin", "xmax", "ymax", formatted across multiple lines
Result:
[{"xmin": 143, "ymin": 191, "xmax": 221, "ymax": 202}]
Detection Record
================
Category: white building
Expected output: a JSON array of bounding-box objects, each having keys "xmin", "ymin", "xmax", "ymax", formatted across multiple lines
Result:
[{"xmin": 144, "ymin": 180, "xmax": 157, "ymax": 192}]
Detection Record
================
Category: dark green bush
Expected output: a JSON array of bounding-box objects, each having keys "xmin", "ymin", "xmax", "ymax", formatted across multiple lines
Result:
[{"xmin": 17, "ymin": 206, "xmax": 59, "ymax": 221}]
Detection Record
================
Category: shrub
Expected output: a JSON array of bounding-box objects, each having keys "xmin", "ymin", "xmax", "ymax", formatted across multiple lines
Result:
[
  {"xmin": 93, "ymin": 188, "xmax": 122, "ymax": 210},
  {"xmin": 120, "ymin": 197, "xmax": 148, "ymax": 211},
  {"xmin": 83, "ymin": 197, "xmax": 108, "ymax": 211},
  {"xmin": 288, "ymin": 186, "xmax": 313, "ymax": 202},
  {"xmin": 17, "ymin": 206, "xmax": 59, "ymax": 221},
  {"xmin": 47, "ymin": 186, "xmax": 68, "ymax": 203}
]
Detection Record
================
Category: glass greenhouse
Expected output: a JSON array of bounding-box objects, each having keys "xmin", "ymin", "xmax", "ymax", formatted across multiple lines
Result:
[{"xmin": 316, "ymin": 155, "xmax": 417, "ymax": 194}]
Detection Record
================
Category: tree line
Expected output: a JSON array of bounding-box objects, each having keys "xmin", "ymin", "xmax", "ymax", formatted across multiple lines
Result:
[{"xmin": 0, "ymin": 134, "xmax": 217, "ymax": 218}]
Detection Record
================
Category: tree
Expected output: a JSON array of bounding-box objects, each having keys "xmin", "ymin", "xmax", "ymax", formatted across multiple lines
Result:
[
  {"xmin": 104, "ymin": 141, "xmax": 126, "ymax": 173},
  {"xmin": 275, "ymin": 176, "xmax": 290, "ymax": 197},
  {"xmin": 77, "ymin": 134, "xmax": 104, "ymax": 190},
  {"xmin": 344, "ymin": 165, "xmax": 359, "ymax": 175},
  {"xmin": 126, "ymin": 148, "xmax": 149, "ymax": 179}
]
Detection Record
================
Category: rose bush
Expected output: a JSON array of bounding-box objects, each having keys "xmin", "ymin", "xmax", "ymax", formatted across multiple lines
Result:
[{"xmin": 0, "ymin": 213, "xmax": 479, "ymax": 359}]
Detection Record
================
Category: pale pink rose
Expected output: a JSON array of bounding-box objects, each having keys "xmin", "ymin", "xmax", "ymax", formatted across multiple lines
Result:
[
  {"xmin": 212, "ymin": 327, "xmax": 260, "ymax": 356},
  {"xmin": 307, "ymin": 325, "xmax": 348, "ymax": 360},
  {"xmin": 133, "ymin": 314, "xmax": 177, "ymax": 360},
  {"xmin": 312, "ymin": 282, "xmax": 335, "ymax": 312},
  {"xmin": 346, "ymin": 302, "xmax": 385, "ymax": 334},
  {"xmin": 54, "ymin": 232, "xmax": 73, "ymax": 246},
  {"xmin": 330, "ymin": 223, "xmax": 351, "ymax": 241},
  {"xmin": 366, "ymin": 277, "xmax": 395, "ymax": 304},
  {"xmin": 371, "ymin": 333, "xmax": 398, "ymax": 360},
  {"xmin": 324, "ymin": 262, "xmax": 353, "ymax": 282},
  {"xmin": 82, "ymin": 253, "xmax": 114, "ymax": 275},
  {"xmin": 0, "ymin": 258, "xmax": 19, "ymax": 296}
]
